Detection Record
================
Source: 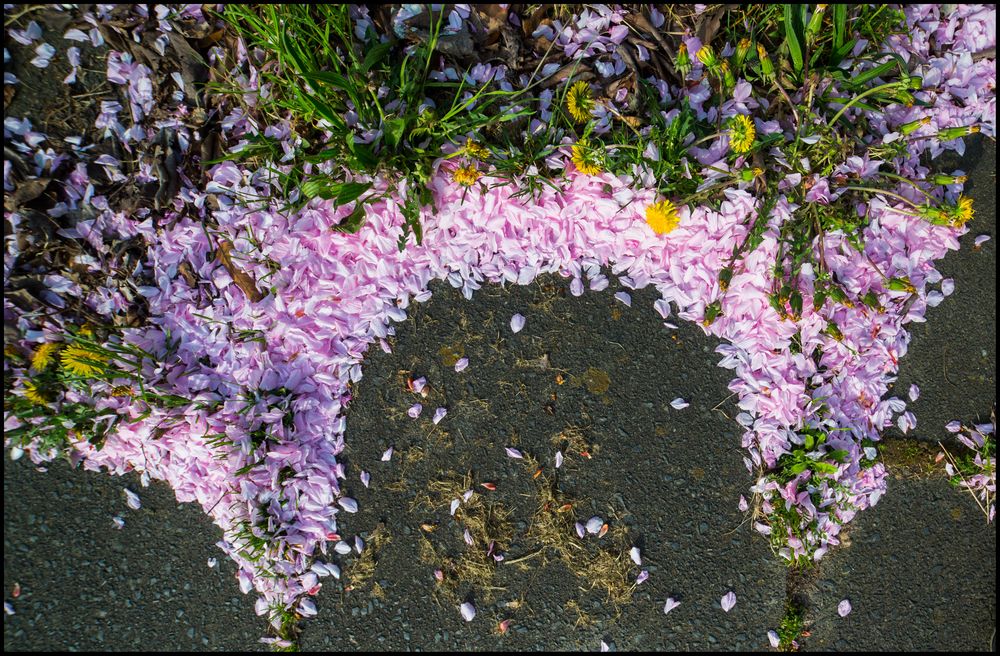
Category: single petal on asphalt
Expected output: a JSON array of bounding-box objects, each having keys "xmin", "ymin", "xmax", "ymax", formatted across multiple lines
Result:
[
  {"xmin": 629, "ymin": 546, "xmax": 642, "ymax": 565},
  {"xmin": 338, "ymin": 497, "xmax": 359, "ymax": 513},
  {"xmin": 636, "ymin": 570, "xmax": 649, "ymax": 584},
  {"xmin": 382, "ymin": 446, "xmax": 395, "ymax": 461},
  {"xmin": 299, "ymin": 598, "xmax": 317, "ymax": 617},
  {"xmin": 585, "ymin": 516, "xmax": 604, "ymax": 534},
  {"xmin": 464, "ymin": 528, "xmax": 474, "ymax": 546},
  {"xmin": 434, "ymin": 569, "xmax": 444, "ymax": 582},
  {"xmin": 360, "ymin": 470, "xmax": 371, "ymax": 488},
  {"xmin": 462, "ymin": 489, "xmax": 474, "ymax": 502},
  {"xmin": 505, "ymin": 447, "xmax": 523, "ymax": 459},
  {"xmin": 334, "ymin": 541, "xmax": 352, "ymax": 555},
  {"xmin": 510, "ymin": 313, "xmax": 526, "ymax": 333},
  {"xmin": 575, "ymin": 522, "xmax": 586, "ymax": 538},
  {"xmin": 908, "ymin": 384, "xmax": 920, "ymax": 402},
  {"xmin": 767, "ymin": 630, "xmax": 780, "ymax": 648},
  {"xmin": 974, "ymin": 234, "xmax": 991, "ymax": 247},
  {"xmin": 721, "ymin": 591, "xmax": 737, "ymax": 612},
  {"xmin": 600, "ymin": 640, "xmax": 610, "ymax": 652},
  {"xmin": 614, "ymin": 291, "xmax": 632, "ymax": 306},
  {"xmin": 663, "ymin": 597, "xmax": 680, "ymax": 614},
  {"xmin": 408, "ymin": 403, "xmax": 422, "ymax": 418},
  {"xmin": 4, "ymin": 602, "xmax": 14, "ymax": 616},
  {"xmin": 555, "ymin": 450, "xmax": 563, "ymax": 468},
  {"xmin": 838, "ymin": 599, "xmax": 852, "ymax": 617},
  {"xmin": 945, "ymin": 420, "xmax": 962, "ymax": 433},
  {"xmin": 411, "ymin": 377, "xmax": 426, "ymax": 393},
  {"xmin": 454, "ymin": 357, "xmax": 469, "ymax": 372},
  {"xmin": 207, "ymin": 558, "xmax": 217, "ymax": 568},
  {"xmin": 112, "ymin": 515, "xmax": 125, "ymax": 529},
  {"xmin": 670, "ymin": 398, "xmax": 689, "ymax": 410},
  {"xmin": 124, "ymin": 488, "xmax": 141, "ymax": 510},
  {"xmin": 738, "ymin": 495, "xmax": 748, "ymax": 512},
  {"xmin": 433, "ymin": 407, "xmax": 447, "ymax": 424},
  {"xmin": 354, "ymin": 536, "xmax": 365, "ymax": 553},
  {"xmin": 450, "ymin": 498, "xmax": 461, "ymax": 516},
  {"xmin": 460, "ymin": 602, "xmax": 476, "ymax": 621}
]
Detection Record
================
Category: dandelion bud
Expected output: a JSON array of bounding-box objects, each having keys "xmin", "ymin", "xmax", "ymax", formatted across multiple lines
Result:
[
  {"xmin": 937, "ymin": 124, "xmax": 980, "ymax": 140},
  {"xmin": 702, "ymin": 300, "xmax": 723, "ymax": 326},
  {"xmin": 720, "ymin": 61, "xmax": 735, "ymax": 94},
  {"xmin": 886, "ymin": 277, "xmax": 916, "ymax": 293},
  {"xmin": 675, "ymin": 43, "xmax": 692, "ymax": 77},
  {"xmin": 733, "ymin": 38, "xmax": 752, "ymax": 70},
  {"xmin": 806, "ymin": 5, "xmax": 827, "ymax": 45},
  {"xmin": 757, "ymin": 44, "xmax": 775, "ymax": 83},
  {"xmin": 718, "ymin": 267, "xmax": 734, "ymax": 291},
  {"xmin": 899, "ymin": 116, "xmax": 931, "ymax": 136},
  {"xmin": 697, "ymin": 44, "xmax": 719, "ymax": 70},
  {"xmin": 932, "ymin": 173, "xmax": 967, "ymax": 185}
]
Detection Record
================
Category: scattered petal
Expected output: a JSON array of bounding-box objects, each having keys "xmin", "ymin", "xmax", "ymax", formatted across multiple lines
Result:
[
  {"xmin": 460, "ymin": 602, "xmax": 476, "ymax": 622},
  {"xmin": 555, "ymin": 450, "xmax": 564, "ymax": 468},
  {"xmin": 575, "ymin": 522, "xmax": 586, "ymax": 539},
  {"xmin": 3, "ymin": 602, "xmax": 13, "ymax": 616},
  {"xmin": 670, "ymin": 398, "xmax": 690, "ymax": 410},
  {"xmin": 207, "ymin": 558, "xmax": 217, "ymax": 568},
  {"xmin": 407, "ymin": 403, "xmax": 423, "ymax": 418},
  {"xmin": 767, "ymin": 630, "xmax": 780, "ymax": 648},
  {"xmin": 636, "ymin": 569, "xmax": 649, "ymax": 584},
  {"xmin": 738, "ymin": 495, "xmax": 749, "ymax": 512},
  {"xmin": 663, "ymin": 597, "xmax": 681, "ymax": 614},
  {"xmin": 945, "ymin": 420, "xmax": 962, "ymax": 433},
  {"xmin": 629, "ymin": 546, "xmax": 642, "ymax": 565},
  {"xmin": 498, "ymin": 619, "xmax": 512, "ymax": 634},
  {"xmin": 614, "ymin": 291, "xmax": 632, "ymax": 306},
  {"xmin": 464, "ymin": 528, "xmax": 474, "ymax": 546},
  {"xmin": 838, "ymin": 599, "xmax": 852, "ymax": 617},
  {"xmin": 510, "ymin": 313, "xmax": 526, "ymax": 333},
  {"xmin": 334, "ymin": 541, "xmax": 352, "ymax": 555},
  {"xmin": 112, "ymin": 515, "xmax": 125, "ymax": 529},
  {"xmin": 450, "ymin": 498, "xmax": 461, "ymax": 516},
  {"xmin": 360, "ymin": 470, "xmax": 371, "ymax": 488},
  {"xmin": 505, "ymin": 447, "xmax": 523, "ymax": 459},
  {"xmin": 600, "ymin": 640, "xmax": 610, "ymax": 652},
  {"xmin": 721, "ymin": 591, "xmax": 737, "ymax": 612},
  {"xmin": 908, "ymin": 384, "xmax": 920, "ymax": 402},
  {"xmin": 124, "ymin": 488, "xmax": 141, "ymax": 510},
  {"xmin": 338, "ymin": 497, "xmax": 359, "ymax": 513},
  {"xmin": 454, "ymin": 357, "xmax": 469, "ymax": 372},
  {"xmin": 382, "ymin": 446, "xmax": 395, "ymax": 461},
  {"xmin": 585, "ymin": 516, "xmax": 604, "ymax": 534},
  {"xmin": 432, "ymin": 407, "xmax": 447, "ymax": 424}
]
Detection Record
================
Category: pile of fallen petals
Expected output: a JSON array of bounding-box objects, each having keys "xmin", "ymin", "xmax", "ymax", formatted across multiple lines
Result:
[{"xmin": 3, "ymin": 3, "xmax": 996, "ymax": 634}]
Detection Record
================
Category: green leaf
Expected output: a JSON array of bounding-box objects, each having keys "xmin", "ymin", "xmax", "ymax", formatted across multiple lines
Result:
[
  {"xmin": 783, "ymin": 4, "xmax": 806, "ymax": 74},
  {"xmin": 804, "ymin": 434, "xmax": 815, "ymax": 450},
  {"xmin": 333, "ymin": 202, "xmax": 368, "ymax": 233},
  {"xmin": 812, "ymin": 461, "xmax": 839, "ymax": 475},
  {"xmin": 362, "ymin": 41, "xmax": 392, "ymax": 73},
  {"xmin": 832, "ymin": 4, "xmax": 848, "ymax": 50},
  {"xmin": 828, "ymin": 449, "xmax": 850, "ymax": 463},
  {"xmin": 335, "ymin": 181, "xmax": 371, "ymax": 205},
  {"xmin": 846, "ymin": 60, "xmax": 899, "ymax": 88},
  {"xmin": 383, "ymin": 117, "xmax": 408, "ymax": 149}
]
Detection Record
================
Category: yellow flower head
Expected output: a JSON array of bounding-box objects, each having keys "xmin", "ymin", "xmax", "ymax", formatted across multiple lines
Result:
[
  {"xmin": 464, "ymin": 138, "xmax": 490, "ymax": 160},
  {"xmin": 729, "ymin": 114, "xmax": 756, "ymax": 154},
  {"xmin": 31, "ymin": 343, "xmax": 61, "ymax": 370},
  {"xmin": 570, "ymin": 140, "xmax": 603, "ymax": 175},
  {"xmin": 23, "ymin": 380, "xmax": 49, "ymax": 405},
  {"xmin": 452, "ymin": 164, "xmax": 481, "ymax": 187},
  {"xmin": 696, "ymin": 45, "xmax": 718, "ymax": 68},
  {"xmin": 61, "ymin": 344, "xmax": 106, "ymax": 377},
  {"xmin": 951, "ymin": 195, "xmax": 974, "ymax": 225},
  {"xmin": 646, "ymin": 199, "xmax": 681, "ymax": 235},
  {"xmin": 566, "ymin": 80, "xmax": 595, "ymax": 123}
]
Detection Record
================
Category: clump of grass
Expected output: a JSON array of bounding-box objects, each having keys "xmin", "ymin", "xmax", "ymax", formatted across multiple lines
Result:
[
  {"xmin": 550, "ymin": 425, "xmax": 599, "ymax": 462},
  {"xmin": 777, "ymin": 600, "xmax": 806, "ymax": 651},
  {"xmin": 345, "ymin": 523, "xmax": 391, "ymax": 591}
]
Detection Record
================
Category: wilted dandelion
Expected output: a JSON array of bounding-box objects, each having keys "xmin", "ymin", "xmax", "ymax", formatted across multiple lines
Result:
[
  {"xmin": 566, "ymin": 80, "xmax": 595, "ymax": 123},
  {"xmin": 950, "ymin": 195, "xmax": 974, "ymax": 225}
]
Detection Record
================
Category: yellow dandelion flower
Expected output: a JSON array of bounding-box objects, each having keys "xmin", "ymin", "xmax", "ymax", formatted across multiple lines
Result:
[
  {"xmin": 452, "ymin": 164, "xmax": 481, "ymax": 187},
  {"xmin": 31, "ymin": 343, "xmax": 61, "ymax": 370},
  {"xmin": 646, "ymin": 199, "xmax": 681, "ymax": 235},
  {"xmin": 61, "ymin": 344, "xmax": 106, "ymax": 377},
  {"xmin": 79, "ymin": 324, "xmax": 95, "ymax": 337},
  {"xmin": 23, "ymin": 380, "xmax": 49, "ymax": 405},
  {"xmin": 951, "ymin": 195, "xmax": 974, "ymax": 226},
  {"xmin": 464, "ymin": 138, "xmax": 490, "ymax": 160},
  {"xmin": 566, "ymin": 80, "xmax": 595, "ymax": 123},
  {"xmin": 570, "ymin": 140, "xmax": 603, "ymax": 175},
  {"xmin": 729, "ymin": 114, "xmax": 756, "ymax": 154},
  {"xmin": 696, "ymin": 45, "xmax": 718, "ymax": 69}
]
